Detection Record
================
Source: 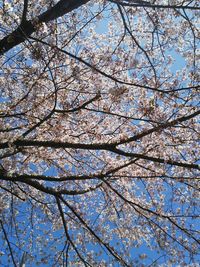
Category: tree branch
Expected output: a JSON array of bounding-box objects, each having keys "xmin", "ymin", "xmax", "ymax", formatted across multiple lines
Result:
[
  {"xmin": 59, "ymin": 195, "xmax": 131, "ymax": 267},
  {"xmin": 0, "ymin": 220, "xmax": 17, "ymax": 267},
  {"xmin": 0, "ymin": 0, "xmax": 90, "ymax": 55},
  {"xmin": 0, "ymin": 139, "xmax": 198, "ymax": 170},
  {"xmin": 21, "ymin": 0, "xmax": 29, "ymax": 23},
  {"xmin": 115, "ymin": 109, "xmax": 200, "ymax": 145},
  {"xmin": 56, "ymin": 196, "xmax": 92, "ymax": 267},
  {"xmin": 109, "ymin": 0, "xmax": 200, "ymax": 10}
]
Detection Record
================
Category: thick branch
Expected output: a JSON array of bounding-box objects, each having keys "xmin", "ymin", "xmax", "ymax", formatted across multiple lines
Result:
[
  {"xmin": 21, "ymin": 0, "xmax": 29, "ymax": 23},
  {"xmin": 0, "ymin": 0, "xmax": 90, "ymax": 55},
  {"xmin": 1, "ymin": 175, "xmax": 99, "ymax": 196},
  {"xmin": 0, "ymin": 139, "xmax": 199, "ymax": 170}
]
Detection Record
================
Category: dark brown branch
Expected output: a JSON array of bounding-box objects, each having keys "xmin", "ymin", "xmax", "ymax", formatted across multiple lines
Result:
[
  {"xmin": 115, "ymin": 109, "xmax": 200, "ymax": 145},
  {"xmin": 103, "ymin": 179, "xmax": 198, "ymax": 252},
  {"xmin": 30, "ymin": 37, "xmax": 163, "ymax": 93},
  {"xmin": 109, "ymin": 0, "xmax": 200, "ymax": 10},
  {"xmin": 0, "ymin": 0, "xmax": 90, "ymax": 55},
  {"xmin": 30, "ymin": 37, "xmax": 200, "ymax": 94},
  {"xmin": 0, "ymin": 185, "xmax": 25, "ymax": 201},
  {"xmin": 1, "ymin": 174, "xmax": 100, "ymax": 196},
  {"xmin": 111, "ymin": 147, "xmax": 199, "ymax": 170},
  {"xmin": 84, "ymin": 107, "xmax": 156, "ymax": 123},
  {"xmin": 0, "ymin": 159, "xmax": 137, "ymax": 182},
  {"xmin": 0, "ymin": 126, "xmax": 22, "ymax": 133},
  {"xmin": 59, "ymin": 195, "xmax": 131, "ymax": 267},
  {"xmin": 0, "ymin": 139, "xmax": 199, "ymax": 170},
  {"xmin": 0, "ymin": 220, "xmax": 17, "ymax": 267},
  {"xmin": 117, "ymin": 4, "xmax": 157, "ymax": 78},
  {"xmin": 38, "ymin": 0, "xmax": 90, "ymax": 23},
  {"xmin": 21, "ymin": 0, "xmax": 29, "ymax": 23},
  {"xmin": 0, "ymin": 139, "xmax": 114, "ymax": 150},
  {"xmin": 54, "ymin": 94, "xmax": 101, "ymax": 114},
  {"xmin": 56, "ymin": 196, "xmax": 91, "ymax": 267}
]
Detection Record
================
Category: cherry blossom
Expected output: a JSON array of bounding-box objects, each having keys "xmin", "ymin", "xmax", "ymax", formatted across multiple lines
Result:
[{"xmin": 0, "ymin": 0, "xmax": 199, "ymax": 266}]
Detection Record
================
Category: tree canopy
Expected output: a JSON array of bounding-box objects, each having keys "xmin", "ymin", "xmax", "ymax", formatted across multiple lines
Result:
[{"xmin": 0, "ymin": 0, "xmax": 199, "ymax": 266}]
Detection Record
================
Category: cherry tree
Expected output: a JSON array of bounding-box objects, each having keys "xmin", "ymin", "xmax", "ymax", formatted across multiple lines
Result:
[{"xmin": 0, "ymin": 0, "xmax": 199, "ymax": 266}]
